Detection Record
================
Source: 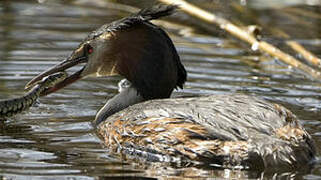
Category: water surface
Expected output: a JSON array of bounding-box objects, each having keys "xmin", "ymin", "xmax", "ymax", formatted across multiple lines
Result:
[{"xmin": 0, "ymin": 0, "xmax": 320, "ymax": 179}]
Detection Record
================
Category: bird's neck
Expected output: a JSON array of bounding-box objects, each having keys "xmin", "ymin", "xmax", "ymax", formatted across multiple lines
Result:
[{"xmin": 93, "ymin": 79, "xmax": 144, "ymax": 126}]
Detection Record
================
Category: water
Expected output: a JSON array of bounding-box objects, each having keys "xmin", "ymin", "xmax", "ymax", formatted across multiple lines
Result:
[{"xmin": 0, "ymin": 0, "xmax": 320, "ymax": 179}]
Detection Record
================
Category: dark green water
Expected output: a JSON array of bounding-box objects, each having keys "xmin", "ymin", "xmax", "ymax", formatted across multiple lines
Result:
[{"xmin": 0, "ymin": 0, "xmax": 320, "ymax": 179}]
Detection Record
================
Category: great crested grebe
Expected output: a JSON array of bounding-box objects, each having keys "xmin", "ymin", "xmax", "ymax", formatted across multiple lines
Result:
[{"xmin": 26, "ymin": 5, "xmax": 315, "ymax": 170}]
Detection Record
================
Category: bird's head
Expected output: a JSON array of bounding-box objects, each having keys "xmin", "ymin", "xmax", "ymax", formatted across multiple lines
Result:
[{"xmin": 26, "ymin": 5, "xmax": 186, "ymax": 100}]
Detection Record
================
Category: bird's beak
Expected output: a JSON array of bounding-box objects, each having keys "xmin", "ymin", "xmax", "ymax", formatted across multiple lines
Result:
[{"xmin": 25, "ymin": 53, "xmax": 88, "ymax": 96}]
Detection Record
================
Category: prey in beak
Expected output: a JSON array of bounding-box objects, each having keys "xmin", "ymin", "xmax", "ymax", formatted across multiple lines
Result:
[
  {"xmin": 25, "ymin": 43, "xmax": 93, "ymax": 96},
  {"xmin": 25, "ymin": 30, "xmax": 120, "ymax": 96}
]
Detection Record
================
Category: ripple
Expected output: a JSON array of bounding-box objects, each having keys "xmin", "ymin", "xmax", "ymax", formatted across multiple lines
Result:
[{"xmin": 0, "ymin": 0, "xmax": 320, "ymax": 179}]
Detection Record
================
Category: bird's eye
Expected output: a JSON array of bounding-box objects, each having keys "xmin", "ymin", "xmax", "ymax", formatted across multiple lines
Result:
[{"xmin": 86, "ymin": 44, "xmax": 93, "ymax": 54}]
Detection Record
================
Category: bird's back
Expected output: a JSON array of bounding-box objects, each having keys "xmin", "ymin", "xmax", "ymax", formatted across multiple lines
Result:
[{"xmin": 97, "ymin": 94, "xmax": 316, "ymax": 170}]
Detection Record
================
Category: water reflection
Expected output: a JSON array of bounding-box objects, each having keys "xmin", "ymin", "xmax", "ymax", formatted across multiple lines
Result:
[{"xmin": 0, "ymin": 0, "xmax": 320, "ymax": 179}]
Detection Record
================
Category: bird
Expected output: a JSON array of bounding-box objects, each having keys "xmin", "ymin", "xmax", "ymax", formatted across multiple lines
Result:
[{"xmin": 25, "ymin": 5, "xmax": 315, "ymax": 171}]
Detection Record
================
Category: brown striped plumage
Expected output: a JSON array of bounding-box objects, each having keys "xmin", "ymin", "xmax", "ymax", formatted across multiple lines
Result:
[{"xmin": 97, "ymin": 94, "xmax": 315, "ymax": 170}]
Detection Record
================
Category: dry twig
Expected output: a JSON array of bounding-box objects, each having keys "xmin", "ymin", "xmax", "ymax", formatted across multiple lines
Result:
[
  {"xmin": 231, "ymin": 3, "xmax": 321, "ymax": 68},
  {"xmin": 158, "ymin": 0, "xmax": 321, "ymax": 79}
]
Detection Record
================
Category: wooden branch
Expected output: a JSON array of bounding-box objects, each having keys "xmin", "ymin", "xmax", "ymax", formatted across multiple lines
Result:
[
  {"xmin": 286, "ymin": 41, "xmax": 321, "ymax": 68},
  {"xmin": 158, "ymin": 0, "xmax": 321, "ymax": 79},
  {"xmin": 231, "ymin": 2, "xmax": 321, "ymax": 69}
]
